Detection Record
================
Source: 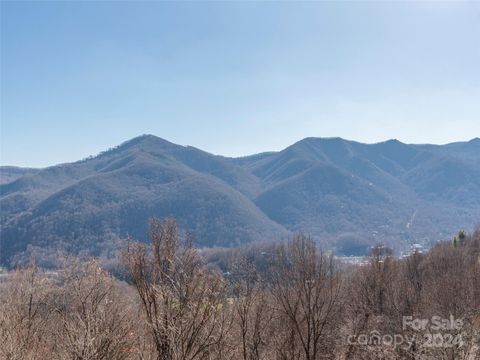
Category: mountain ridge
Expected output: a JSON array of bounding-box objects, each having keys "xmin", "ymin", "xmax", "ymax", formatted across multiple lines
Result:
[
  {"xmin": 3, "ymin": 134, "xmax": 479, "ymax": 169},
  {"xmin": 1, "ymin": 134, "xmax": 479, "ymax": 265}
]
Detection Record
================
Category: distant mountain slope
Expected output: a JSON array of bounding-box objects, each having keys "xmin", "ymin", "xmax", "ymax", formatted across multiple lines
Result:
[
  {"xmin": 413, "ymin": 138, "xmax": 480, "ymax": 162},
  {"xmin": 1, "ymin": 135, "xmax": 479, "ymax": 265},
  {"xmin": 245, "ymin": 137, "xmax": 480, "ymax": 253},
  {"xmin": 0, "ymin": 136, "xmax": 286, "ymax": 264},
  {"xmin": 0, "ymin": 166, "xmax": 39, "ymax": 185}
]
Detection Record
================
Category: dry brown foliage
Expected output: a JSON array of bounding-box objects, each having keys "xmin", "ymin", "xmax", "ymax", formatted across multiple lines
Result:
[{"xmin": 1, "ymin": 221, "xmax": 479, "ymax": 360}]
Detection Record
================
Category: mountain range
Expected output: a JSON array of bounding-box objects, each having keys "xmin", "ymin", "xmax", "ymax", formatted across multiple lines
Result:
[{"xmin": 1, "ymin": 135, "xmax": 479, "ymax": 265}]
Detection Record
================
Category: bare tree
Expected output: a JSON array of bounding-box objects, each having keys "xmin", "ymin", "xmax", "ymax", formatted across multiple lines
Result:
[
  {"xmin": 123, "ymin": 218, "xmax": 231, "ymax": 360},
  {"xmin": 0, "ymin": 266, "xmax": 54, "ymax": 360},
  {"xmin": 268, "ymin": 234, "xmax": 344, "ymax": 360},
  {"xmin": 50, "ymin": 259, "xmax": 135, "ymax": 360},
  {"xmin": 341, "ymin": 245, "xmax": 399, "ymax": 360},
  {"xmin": 3, "ymin": 219, "xmax": 479, "ymax": 360},
  {"xmin": 230, "ymin": 258, "xmax": 272, "ymax": 360}
]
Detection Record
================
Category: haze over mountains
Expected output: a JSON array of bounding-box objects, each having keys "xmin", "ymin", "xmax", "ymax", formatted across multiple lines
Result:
[{"xmin": 1, "ymin": 135, "xmax": 479, "ymax": 265}]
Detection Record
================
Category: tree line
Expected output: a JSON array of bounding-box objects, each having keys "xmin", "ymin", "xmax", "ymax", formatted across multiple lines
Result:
[{"xmin": 1, "ymin": 218, "xmax": 479, "ymax": 360}]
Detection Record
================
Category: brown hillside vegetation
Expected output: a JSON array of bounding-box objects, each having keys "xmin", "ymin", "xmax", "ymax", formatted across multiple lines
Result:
[{"xmin": 1, "ymin": 218, "xmax": 479, "ymax": 360}]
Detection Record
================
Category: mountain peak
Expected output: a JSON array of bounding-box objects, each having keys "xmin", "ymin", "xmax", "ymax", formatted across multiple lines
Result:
[
  {"xmin": 78, "ymin": 134, "xmax": 181, "ymax": 163},
  {"xmin": 112, "ymin": 134, "xmax": 179, "ymax": 153},
  {"xmin": 290, "ymin": 137, "xmax": 351, "ymax": 150},
  {"xmin": 377, "ymin": 139, "xmax": 403, "ymax": 145},
  {"xmin": 299, "ymin": 136, "xmax": 346, "ymax": 143},
  {"xmin": 121, "ymin": 134, "xmax": 172, "ymax": 146}
]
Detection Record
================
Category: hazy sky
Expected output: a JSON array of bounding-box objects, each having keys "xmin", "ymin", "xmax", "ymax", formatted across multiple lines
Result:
[{"xmin": 1, "ymin": 1, "xmax": 479, "ymax": 167}]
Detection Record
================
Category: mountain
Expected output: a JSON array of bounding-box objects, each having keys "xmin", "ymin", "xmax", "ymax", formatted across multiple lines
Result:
[
  {"xmin": 1, "ymin": 135, "xmax": 479, "ymax": 265},
  {"xmin": 0, "ymin": 166, "xmax": 39, "ymax": 185}
]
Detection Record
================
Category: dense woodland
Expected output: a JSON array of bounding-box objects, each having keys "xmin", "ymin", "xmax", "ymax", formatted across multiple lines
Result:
[
  {"xmin": 2, "ymin": 135, "xmax": 480, "ymax": 265},
  {"xmin": 1, "ymin": 218, "xmax": 479, "ymax": 360}
]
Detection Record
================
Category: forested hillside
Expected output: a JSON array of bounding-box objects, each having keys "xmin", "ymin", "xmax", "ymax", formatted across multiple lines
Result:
[{"xmin": 1, "ymin": 135, "xmax": 479, "ymax": 265}]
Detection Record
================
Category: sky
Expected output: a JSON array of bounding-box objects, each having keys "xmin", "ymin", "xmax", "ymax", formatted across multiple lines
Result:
[{"xmin": 1, "ymin": 1, "xmax": 479, "ymax": 167}]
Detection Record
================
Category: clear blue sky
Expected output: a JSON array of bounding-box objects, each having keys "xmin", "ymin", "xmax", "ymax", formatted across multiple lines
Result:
[{"xmin": 1, "ymin": 1, "xmax": 479, "ymax": 167}]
